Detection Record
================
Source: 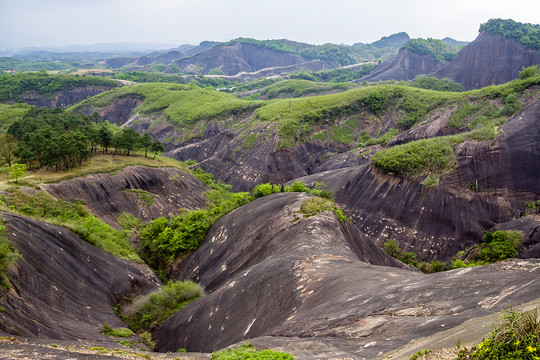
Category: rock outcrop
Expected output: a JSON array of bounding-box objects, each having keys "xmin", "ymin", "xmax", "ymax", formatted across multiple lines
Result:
[
  {"xmin": 41, "ymin": 166, "xmax": 209, "ymax": 228},
  {"xmin": 173, "ymin": 42, "xmax": 305, "ymax": 76},
  {"xmin": 0, "ymin": 213, "xmax": 160, "ymax": 339},
  {"xmin": 166, "ymin": 129, "xmax": 349, "ymax": 192},
  {"xmin": 296, "ymin": 98, "xmax": 540, "ymax": 260},
  {"xmin": 156, "ymin": 192, "xmax": 540, "ymax": 359},
  {"xmin": 433, "ymin": 32, "xmax": 540, "ymax": 89},
  {"xmin": 19, "ymin": 86, "xmax": 114, "ymax": 108},
  {"xmin": 357, "ymin": 49, "xmax": 445, "ymax": 82}
]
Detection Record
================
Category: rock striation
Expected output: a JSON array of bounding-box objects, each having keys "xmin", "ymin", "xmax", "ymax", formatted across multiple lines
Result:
[
  {"xmin": 358, "ymin": 49, "xmax": 445, "ymax": 82},
  {"xmin": 19, "ymin": 86, "xmax": 114, "ymax": 108},
  {"xmin": 433, "ymin": 32, "xmax": 540, "ymax": 89},
  {"xmin": 0, "ymin": 213, "xmax": 160, "ymax": 339},
  {"xmin": 296, "ymin": 98, "xmax": 540, "ymax": 260},
  {"xmin": 156, "ymin": 192, "xmax": 540, "ymax": 359},
  {"xmin": 42, "ymin": 166, "xmax": 209, "ymax": 228}
]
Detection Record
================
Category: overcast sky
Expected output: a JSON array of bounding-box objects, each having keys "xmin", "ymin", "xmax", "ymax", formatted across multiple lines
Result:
[{"xmin": 1, "ymin": 0, "xmax": 539, "ymax": 49}]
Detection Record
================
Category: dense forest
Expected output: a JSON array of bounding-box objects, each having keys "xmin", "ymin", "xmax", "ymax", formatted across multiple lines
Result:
[
  {"xmin": 480, "ymin": 18, "xmax": 540, "ymax": 50},
  {"xmin": 0, "ymin": 72, "xmax": 119, "ymax": 101},
  {"xmin": 401, "ymin": 38, "xmax": 459, "ymax": 62},
  {"xmin": 5, "ymin": 107, "xmax": 163, "ymax": 170}
]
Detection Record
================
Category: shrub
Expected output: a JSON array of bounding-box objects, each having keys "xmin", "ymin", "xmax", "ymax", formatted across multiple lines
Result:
[
  {"xmin": 456, "ymin": 307, "xmax": 540, "ymax": 360},
  {"xmin": 371, "ymin": 136, "xmax": 461, "ymax": 178},
  {"xmin": 122, "ymin": 280, "xmax": 203, "ymax": 333},
  {"xmin": 383, "ymin": 239, "xmax": 401, "ymax": 258},
  {"xmin": 472, "ymin": 230, "xmax": 522, "ymax": 264},
  {"xmin": 210, "ymin": 343, "xmax": 294, "ymax": 360},
  {"xmin": 299, "ymin": 197, "xmax": 346, "ymax": 222},
  {"xmin": 102, "ymin": 323, "xmax": 134, "ymax": 338},
  {"xmin": 409, "ymin": 349, "xmax": 433, "ymax": 360},
  {"xmin": 519, "ymin": 65, "xmax": 540, "ymax": 80},
  {"xmin": 0, "ymin": 223, "xmax": 21, "ymax": 290},
  {"xmin": 117, "ymin": 212, "xmax": 145, "ymax": 231},
  {"xmin": 3, "ymin": 190, "xmax": 139, "ymax": 262},
  {"xmin": 252, "ymin": 183, "xmax": 281, "ymax": 198}
]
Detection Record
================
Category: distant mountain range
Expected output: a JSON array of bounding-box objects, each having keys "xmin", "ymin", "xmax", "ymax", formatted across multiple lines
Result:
[{"xmin": 359, "ymin": 19, "xmax": 540, "ymax": 89}]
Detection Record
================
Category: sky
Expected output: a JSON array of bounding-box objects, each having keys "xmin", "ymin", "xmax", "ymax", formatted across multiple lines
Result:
[{"xmin": 1, "ymin": 0, "xmax": 540, "ymax": 50}]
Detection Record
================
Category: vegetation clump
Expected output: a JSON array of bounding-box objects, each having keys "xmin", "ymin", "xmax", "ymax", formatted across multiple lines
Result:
[
  {"xmin": 299, "ymin": 197, "xmax": 347, "ymax": 222},
  {"xmin": 0, "ymin": 72, "xmax": 119, "ymax": 102},
  {"xmin": 453, "ymin": 230, "xmax": 523, "ymax": 268},
  {"xmin": 2, "ymin": 190, "xmax": 140, "ymax": 262},
  {"xmin": 383, "ymin": 239, "xmax": 449, "ymax": 274},
  {"xmin": 0, "ymin": 221, "xmax": 21, "ymax": 290},
  {"xmin": 480, "ymin": 18, "xmax": 540, "ymax": 50},
  {"xmin": 456, "ymin": 307, "xmax": 540, "ymax": 360},
  {"xmin": 122, "ymin": 280, "xmax": 203, "ymax": 332},
  {"xmin": 401, "ymin": 38, "xmax": 459, "ymax": 62},
  {"xmin": 371, "ymin": 135, "xmax": 461, "ymax": 178},
  {"xmin": 209, "ymin": 343, "xmax": 294, "ymax": 360},
  {"xmin": 410, "ymin": 76, "xmax": 465, "ymax": 92},
  {"xmin": 6, "ymin": 107, "xmax": 164, "ymax": 172},
  {"xmin": 290, "ymin": 63, "xmax": 376, "ymax": 83},
  {"xmin": 102, "ymin": 323, "xmax": 134, "ymax": 338}
]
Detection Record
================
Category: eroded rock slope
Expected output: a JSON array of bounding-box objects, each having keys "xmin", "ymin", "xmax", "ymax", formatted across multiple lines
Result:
[
  {"xmin": 297, "ymin": 98, "xmax": 540, "ymax": 260},
  {"xmin": 42, "ymin": 166, "xmax": 209, "ymax": 228},
  {"xmin": 433, "ymin": 32, "xmax": 540, "ymax": 90},
  {"xmin": 156, "ymin": 192, "xmax": 540, "ymax": 360},
  {"xmin": 0, "ymin": 213, "xmax": 160, "ymax": 339}
]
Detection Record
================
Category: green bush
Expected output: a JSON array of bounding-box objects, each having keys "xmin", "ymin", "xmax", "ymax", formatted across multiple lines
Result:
[
  {"xmin": 299, "ymin": 197, "xmax": 346, "ymax": 222},
  {"xmin": 383, "ymin": 239, "xmax": 401, "ymax": 258},
  {"xmin": 371, "ymin": 136, "xmax": 461, "ymax": 178},
  {"xmin": 122, "ymin": 281, "xmax": 203, "ymax": 332},
  {"xmin": 102, "ymin": 323, "xmax": 134, "ymax": 338},
  {"xmin": 456, "ymin": 308, "xmax": 540, "ymax": 360},
  {"xmin": 210, "ymin": 343, "xmax": 294, "ymax": 360},
  {"xmin": 117, "ymin": 212, "xmax": 145, "ymax": 231},
  {"xmin": 252, "ymin": 183, "xmax": 281, "ymax": 198},
  {"xmin": 383, "ymin": 239, "xmax": 449, "ymax": 273},
  {"xmin": 472, "ymin": 230, "xmax": 522, "ymax": 264},
  {"xmin": 0, "ymin": 223, "xmax": 21, "ymax": 290}
]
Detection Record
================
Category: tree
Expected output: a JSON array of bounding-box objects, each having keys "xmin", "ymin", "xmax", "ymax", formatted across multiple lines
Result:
[
  {"xmin": 141, "ymin": 133, "xmax": 153, "ymax": 158},
  {"xmin": 9, "ymin": 163, "xmax": 27, "ymax": 183},
  {"xmin": 0, "ymin": 134, "xmax": 18, "ymax": 167},
  {"xmin": 151, "ymin": 140, "xmax": 165, "ymax": 159},
  {"xmin": 98, "ymin": 124, "xmax": 114, "ymax": 154},
  {"xmin": 120, "ymin": 128, "xmax": 141, "ymax": 157}
]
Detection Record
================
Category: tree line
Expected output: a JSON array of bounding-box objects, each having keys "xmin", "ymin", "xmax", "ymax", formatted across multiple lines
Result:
[
  {"xmin": 480, "ymin": 18, "xmax": 540, "ymax": 50},
  {"xmin": 2, "ymin": 107, "xmax": 164, "ymax": 171},
  {"xmin": 0, "ymin": 72, "xmax": 119, "ymax": 102}
]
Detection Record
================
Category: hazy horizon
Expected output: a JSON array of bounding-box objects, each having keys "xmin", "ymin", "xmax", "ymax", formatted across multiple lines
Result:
[{"xmin": 1, "ymin": 0, "xmax": 540, "ymax": 51}]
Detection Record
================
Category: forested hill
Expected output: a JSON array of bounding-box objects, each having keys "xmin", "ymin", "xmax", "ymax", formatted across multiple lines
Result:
[
  {"xmin": 0, "ymin": 72, "xmax": 119, "ymax": 103},
  {"xmin": 401, "ymin": 38, "xmax": 460, "ymax": 62},
  {"xmin": 479, "ymin": 18, "xmax": 540, "ymax": 50}
]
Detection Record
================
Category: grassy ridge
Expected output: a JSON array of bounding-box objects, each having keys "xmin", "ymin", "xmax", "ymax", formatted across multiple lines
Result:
[
  {"xmin": 72, "ymin": 74, "xmax": 540, "ymax": 150},
  {"xmin": 258, "ymin": 79, "xmax": 355, "ymax": 99},
  {"xmin": 0, "ymin": 72, "xmax": 119, "ymax": 102},
  {"xmin": 72, "ymin": 83, "xmax": 259, "ymax": 127}
]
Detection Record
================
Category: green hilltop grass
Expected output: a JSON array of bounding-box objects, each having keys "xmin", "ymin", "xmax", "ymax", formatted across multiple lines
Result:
[
  {"xmin": 258, "ymin": 79, "xmax": 356, "ymax": 99},
  {"xmin": 71, "ymin": 74, "xmax": 540, "ymax": 150},
  {"xmin": 71, "ymin": 83, "xmax": 260, "ymax": 127}
]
